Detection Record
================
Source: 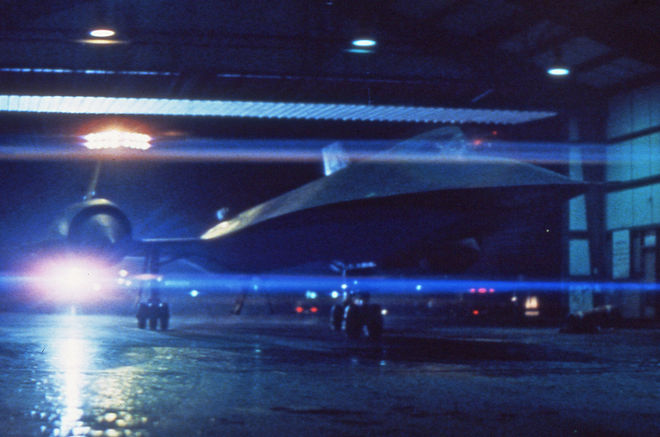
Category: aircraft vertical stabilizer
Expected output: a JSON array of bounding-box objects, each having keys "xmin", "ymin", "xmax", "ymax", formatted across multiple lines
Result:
[{"xmin": 322, "ymin": 142, "xmax": 350, "ymax": 176}]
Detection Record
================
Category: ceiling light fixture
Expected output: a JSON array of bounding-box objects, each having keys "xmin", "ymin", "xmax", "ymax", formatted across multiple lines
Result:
[
  {"xmin": 352, "ymin": 38, "xmax": 376, "ymax": 48},
  {"xmin": 547, "ymin": 67, "xmax": 571, "ymax": 76},
  {"xmin": 83, "ymin": 130, "xmax": 152, "ymax": 150},
  {"xmin": 547, "ymin": 48, "xmax": 570, "ymax": 77},
  {"xmin": 89, "ymin": 29, "xmax": 116, "ymax": 38}
]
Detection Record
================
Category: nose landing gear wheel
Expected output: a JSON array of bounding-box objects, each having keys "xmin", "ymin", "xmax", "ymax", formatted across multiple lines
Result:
[
  {"xmin": 158, "ymin": 302, "xmax": 170, "ymax": 331},
  {"xmin": 340, "ymin": 303, "xmax": 383, "ymax": 341},
  {"xmin": 343, "ymin": 304, "xmax": 363, "ymax": 340},
  {"xmin": 136, "ymin": 301, "xmax": 170, "ymax": 331},
  {"xmin": 364, "ymin": 304, "xmax": 383, "ymax": 341},
  {"xmin": 137, "ymin": 303, "xmax": 149, "ymax": 329},
  {"xmin": 330, "ymin": 304, "xmax": 345, "ymax": 332}
]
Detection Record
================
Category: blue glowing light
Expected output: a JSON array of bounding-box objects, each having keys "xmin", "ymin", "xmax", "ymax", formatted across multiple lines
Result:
[
  {"xmin": 547, "ymin": 67, "xmax": 570, "ymax": 76},
  {"xmin": 3, "ymin": 271, "xmax": 660, "ymax": 299},
  {"xmin": 352, "ymin": 39, "xmax": 376, "ymax": 47},
  {"xmin": 189, "ymin": 290, "xmax": 199, "ymax": 297}
]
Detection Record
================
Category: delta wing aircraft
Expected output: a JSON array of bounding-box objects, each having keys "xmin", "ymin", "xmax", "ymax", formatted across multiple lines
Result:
[{"xmin": 10, "ymin": 127, "xmax": 584, "ymax": 337}]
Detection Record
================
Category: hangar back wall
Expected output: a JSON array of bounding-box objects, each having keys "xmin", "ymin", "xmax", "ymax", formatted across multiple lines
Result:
[{"xmin": 569, "ymin": 84, "xmax": 660, "ymax": 320}]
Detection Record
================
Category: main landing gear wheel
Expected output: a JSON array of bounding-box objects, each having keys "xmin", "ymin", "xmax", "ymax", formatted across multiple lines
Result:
[
  {"xmin": 137, "ymin": 303, "xmax": 149, "ymax": 329},
  {"xmin": 158, "ymin": 302, "xmax": 170, "ymax": 331},
  {"xmin": 330, "ymin": 303, "xmax": 345, "ymax": 332},
  {"xmin": 364, "ymin": 304, "xmax": 383, "ymax": 341},
  {"xmin": 137, "ymin": 301, "xmax": 170, "ymax": 331},
  {"xmin": 331, "ymin": 291, "xmax": 383, "ymax": 340},
  {"xmin": 343, "ymin": 304, "xmax": 363, "ymax": 340},
  {"xmin": 339, "ymin": 303, "xmax": 383, "ymax": 341}
]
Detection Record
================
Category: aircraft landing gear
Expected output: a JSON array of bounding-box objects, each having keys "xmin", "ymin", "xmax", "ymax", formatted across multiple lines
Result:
[
  {"xmin": 137, "ymin": 300, "xmax": 170, "ymax": 331},
  {"xmin": 331, "ymin": 292, "xmax": 383, "ymax": 341},
  {"xmin": 363, "ymin": 303, "xmax": 383, "ymax": 340},
  {"xmin": 136, "ymin": 245, "xmax": 170, "ymax": 331},
  {"xmin": 330, "ymin": 303, "xmax": 345, "ymax": 332}
]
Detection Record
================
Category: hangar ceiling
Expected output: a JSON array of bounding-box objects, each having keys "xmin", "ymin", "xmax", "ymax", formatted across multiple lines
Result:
[{"xmin": 0, "ymin": 0, "xmax": 657, "ymax": 116}]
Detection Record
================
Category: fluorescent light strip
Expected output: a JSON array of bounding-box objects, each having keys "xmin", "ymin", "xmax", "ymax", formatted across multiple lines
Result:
[{"xmin": 0, "ymin": 95, "xmax": 556, "ymax": 125}]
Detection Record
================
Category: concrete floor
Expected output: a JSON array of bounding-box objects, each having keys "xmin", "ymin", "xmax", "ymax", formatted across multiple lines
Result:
[{"xmin": 0, "ymin": 312, "xmax": 658, "ymax": 436}]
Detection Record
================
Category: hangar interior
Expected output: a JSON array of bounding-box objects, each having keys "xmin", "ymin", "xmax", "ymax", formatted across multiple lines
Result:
[{"xmin": 0, "ymin": 1, "xmax": 659, "ymax": 322}]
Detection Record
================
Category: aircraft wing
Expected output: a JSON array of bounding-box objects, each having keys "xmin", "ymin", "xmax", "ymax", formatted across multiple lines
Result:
[
  {"xmin": 202, "ymin": 153, "xmax": 584, "ymax": 241},
  {"xmin": 192, "ymin": 135, "xmax": 584, "ymax": 272}
]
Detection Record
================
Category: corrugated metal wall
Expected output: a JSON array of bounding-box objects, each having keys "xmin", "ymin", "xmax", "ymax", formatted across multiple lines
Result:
[
  {"xmin": 601, "ymin": 84, "xmax": 660, "ymax": 319},
  {"xmin": 606, "ymin": 85, "xmax": 660, "ymax": 230}
]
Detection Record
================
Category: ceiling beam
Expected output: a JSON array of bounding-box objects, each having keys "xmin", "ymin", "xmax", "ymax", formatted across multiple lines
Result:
[
  {"xmin": 572, "ymin": 52, "xmax": 619, "ymax": 74},
  {"xmin": 506, "ymin": 0, "xmax": 660, "ymax": 68},
  {"xmin": 603, "ymin": 71, "xmax": 660, "ymax": 97},
  {"xmin": 376, "ymin": 3, "xmax": 601, "ymax": 109}
]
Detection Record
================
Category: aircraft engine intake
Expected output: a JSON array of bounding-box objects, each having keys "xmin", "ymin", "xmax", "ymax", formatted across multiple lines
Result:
[{"xmin": 52, "ymin": 198, "xmax": 132, "ymax": 263}]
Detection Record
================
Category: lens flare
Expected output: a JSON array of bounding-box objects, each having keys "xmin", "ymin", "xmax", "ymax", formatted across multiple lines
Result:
[{"xmin": 30, "ymin": 256, "xmax": 113, "ymax": 301}]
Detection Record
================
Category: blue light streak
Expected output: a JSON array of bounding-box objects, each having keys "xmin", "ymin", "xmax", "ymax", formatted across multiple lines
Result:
[
  {"xmin": 156, "ymin": 275, "xmax": 660, "ymax": 295},
  {"xmin": 5, "ymin": 272, "xmax": 656, "ymax": 296},
  {"xmin": 0, "ymin": 137, "xmax": 603, "ymax": 166}
]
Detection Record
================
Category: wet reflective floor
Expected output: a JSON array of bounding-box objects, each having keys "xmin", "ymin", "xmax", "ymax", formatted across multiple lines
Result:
[{"xmin": 0, "ymin": 312, "xmax": 659, "ymax": 436}]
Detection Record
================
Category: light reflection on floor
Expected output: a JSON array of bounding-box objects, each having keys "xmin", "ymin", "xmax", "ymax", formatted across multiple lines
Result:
[
  {"xmin": 2, "ymin": 313, "xmax": 658, "ymax": 436},
  {"xmin": 47, "ymin": 313, "xmax": 90, "ymax": 436},
  {"xmin": 45, "ymin": 313, "xmax": 151, "ymax": 437}
]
